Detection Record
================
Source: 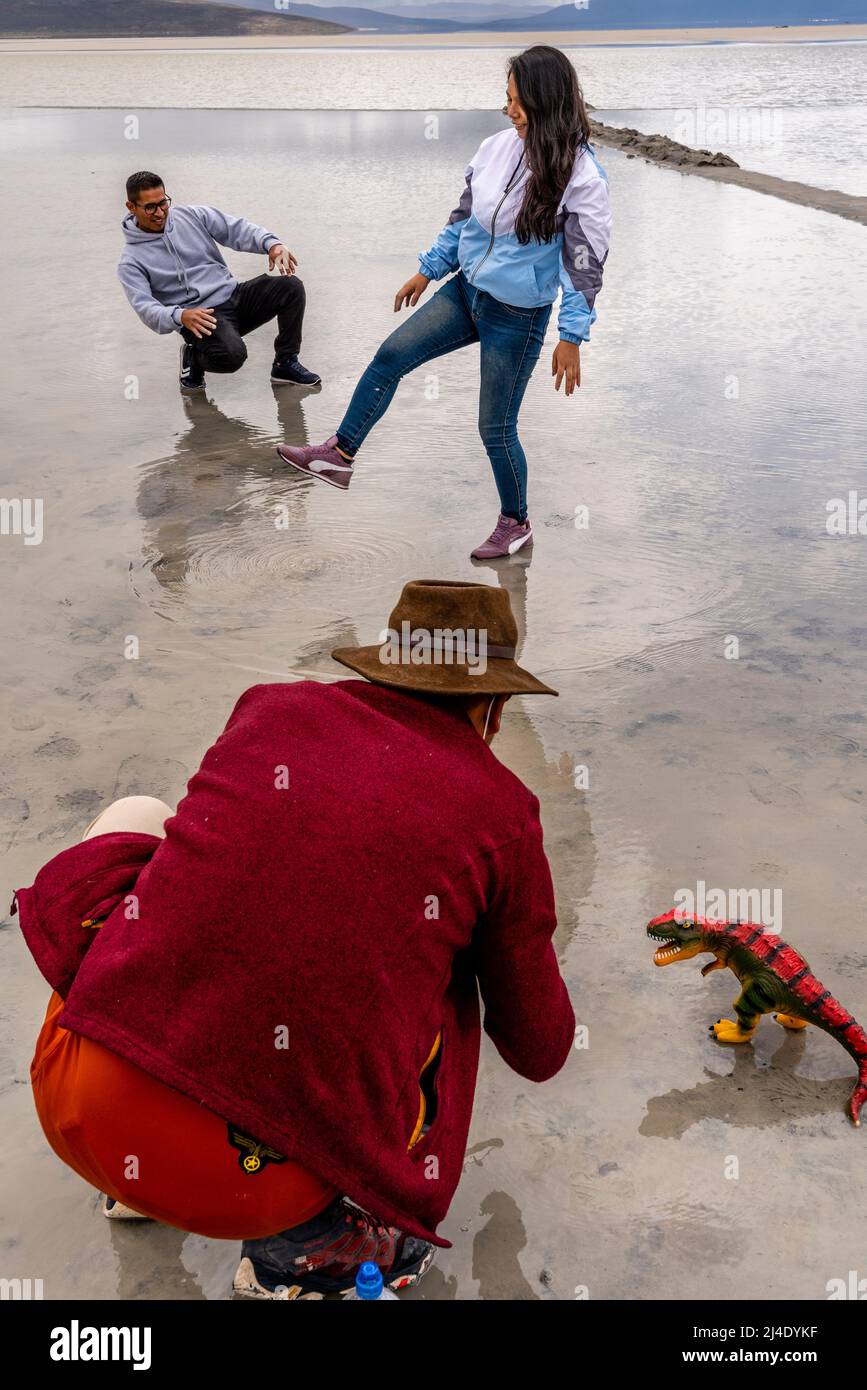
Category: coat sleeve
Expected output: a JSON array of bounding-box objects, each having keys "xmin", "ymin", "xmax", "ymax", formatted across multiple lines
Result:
[
  {"xmin": 13, "ymin": 833, "xmax": 162, "ymax": 998},
  {"xmin": 418, "ymin": 155, "xmax": 475, "ymax": 281},
  {"xmin": 557, "ymin": 159, "xmax": 611, "ymax": 345},
  {"xmin": 117, "ymin": 258, "xmax": 181, "ymax": 335},
  {"xmin": 187, "ymin": 205, "xmax": 281, "ymax": 256},
  {"xmin": 473, "ymin": 800, "xmax": 575, "ymax": 1082}
]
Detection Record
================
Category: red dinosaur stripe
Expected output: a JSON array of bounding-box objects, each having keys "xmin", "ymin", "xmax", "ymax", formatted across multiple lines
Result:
[{"xmin": 768, "ymin": 946, "xmax": 808, "ymax": 982}]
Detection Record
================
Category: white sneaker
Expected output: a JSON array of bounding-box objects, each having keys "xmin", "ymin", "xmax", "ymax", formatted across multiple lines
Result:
[{"xmin": 101, "ymin": 1194, "xmax": 151, "ymax": 1221}]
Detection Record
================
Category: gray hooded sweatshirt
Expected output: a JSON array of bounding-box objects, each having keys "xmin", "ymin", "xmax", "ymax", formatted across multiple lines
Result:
[{"xmin": 117, "ymin": 205, "xmax": 283, "ymax": 335}]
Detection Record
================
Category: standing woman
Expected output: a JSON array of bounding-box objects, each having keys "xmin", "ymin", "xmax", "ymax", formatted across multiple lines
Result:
[{"xmin": 278, "ymin": 45, "xmax": 612, "ymax": 559}]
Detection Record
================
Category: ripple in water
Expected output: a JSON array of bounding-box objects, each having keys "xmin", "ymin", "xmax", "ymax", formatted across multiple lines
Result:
[{"xmin": 131, "ymin": 493, "xmax": 415, "ymax": 620}]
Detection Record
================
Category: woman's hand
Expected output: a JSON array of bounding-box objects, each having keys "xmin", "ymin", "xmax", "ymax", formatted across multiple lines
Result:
[
  {"xmin": 394, "ymin": 273, "xmax": 430, "ymax": 312},
  {"xmin": 552, "ymin": 340, "xmax": 581, "ymax": 396}
]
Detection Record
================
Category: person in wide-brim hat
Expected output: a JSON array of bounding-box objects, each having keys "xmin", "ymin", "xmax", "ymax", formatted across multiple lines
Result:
[
  {"xmin": 332, "ymin": 578, "xmax": 557, "ymax": 699},
  {"xmin": 15, "ymin": 577, "xmax": 572, "ymax": 1303}
]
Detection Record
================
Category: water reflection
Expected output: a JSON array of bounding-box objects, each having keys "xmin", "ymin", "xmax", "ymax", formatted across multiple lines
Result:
[{"xmin": 136, "ymin": 389, "xmax": 311, "ymax": 596}]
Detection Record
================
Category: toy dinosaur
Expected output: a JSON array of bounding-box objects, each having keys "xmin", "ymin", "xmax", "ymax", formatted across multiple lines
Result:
[{"xmin": 646, "ymin": 908, "xmax": 867, "ymax": 1125}]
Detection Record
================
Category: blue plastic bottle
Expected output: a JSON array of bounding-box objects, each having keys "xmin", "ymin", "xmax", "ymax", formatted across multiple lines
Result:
[{"xmin": 345, "ymin": 1261, "xmax": 399, "ymax": 1301}]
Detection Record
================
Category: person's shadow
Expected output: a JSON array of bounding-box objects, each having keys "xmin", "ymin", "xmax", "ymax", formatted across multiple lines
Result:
[{"xmin": 470, "ymin": 561, "xmax": 597, "ymax": 959}]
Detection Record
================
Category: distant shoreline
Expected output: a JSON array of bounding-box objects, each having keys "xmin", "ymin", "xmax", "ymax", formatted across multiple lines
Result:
[{"xmin": 2, "ymin": 24, "xmax": 866, "ymax": 51}]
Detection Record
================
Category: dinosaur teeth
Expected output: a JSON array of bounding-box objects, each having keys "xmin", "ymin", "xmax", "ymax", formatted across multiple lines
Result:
[
  {"xmin": 654, "ymin": 942, "xmax": 682, "ymax": 961},
  {"xmin": 648, "ymin": 934, "xmax": 688, "ymax": 963}
]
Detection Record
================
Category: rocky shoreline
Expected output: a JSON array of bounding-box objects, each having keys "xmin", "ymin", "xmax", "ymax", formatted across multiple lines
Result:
[
  {"xmin": 589, "ymin": 114, "xmax": 867, "ymax": 226},
  {"xmin": 590, "ymin": 118, "xmax": 739, "ymax": 169}
]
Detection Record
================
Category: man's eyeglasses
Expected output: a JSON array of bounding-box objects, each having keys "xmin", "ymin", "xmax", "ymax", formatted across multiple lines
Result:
[{"xmin": 137, "ymin": 195, "xmax": 172, "ymax": 215}]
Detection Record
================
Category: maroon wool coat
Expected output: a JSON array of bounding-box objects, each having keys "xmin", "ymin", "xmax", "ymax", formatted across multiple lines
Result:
[{"xmin": 16, "ymin": 680, "xmax": 575, "ymax": 1245}]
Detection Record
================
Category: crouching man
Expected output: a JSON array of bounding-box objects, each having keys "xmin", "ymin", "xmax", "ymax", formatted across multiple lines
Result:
[
  {"xmin": 14, "ymin": 580, "xmax": 574, "ymax": 1300},
  {"xmin": 117, "ymin": 170, "xmax": 320, "ymax": 393}
]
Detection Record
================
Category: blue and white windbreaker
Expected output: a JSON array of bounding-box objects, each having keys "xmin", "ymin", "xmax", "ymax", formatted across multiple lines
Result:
[{"xmin": 418, "ymin": 127, "xmax": 611, "ymax": 344}]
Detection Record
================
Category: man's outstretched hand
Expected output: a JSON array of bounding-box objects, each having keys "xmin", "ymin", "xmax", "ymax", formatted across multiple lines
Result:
[
  {"xmin": 394, "ymin": 272, "xmax": 430, "ymax": 312},
  {"xmin": 269, "ymin": 244, "xmax": 298, "ymax": 275},
  {"xmin": 180, "ymin": 307, "xmax": 217, "ymax": 338},
  {"xmin": 552, "ymin": 340, "xmax": 581, "ymax": 396}
]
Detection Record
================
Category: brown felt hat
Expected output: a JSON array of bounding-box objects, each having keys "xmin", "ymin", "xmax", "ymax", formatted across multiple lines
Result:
[{"xmin": 331, "ymin": 580, "xmax": 558, "ymax": 697}]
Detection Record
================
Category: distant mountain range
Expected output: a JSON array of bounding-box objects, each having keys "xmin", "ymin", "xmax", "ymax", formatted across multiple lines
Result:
[
  {"xmin": 288, "ymin": 0, "xmax": 864, "ymax": 17},
  {"xmin": 473, "ymin": 0, "xmax": 867, "ymax": 27},
  {"xmin": 0, "ymin": 0, "xmax": 349, "ymax": 38},
  {"xmin": 209, "ymin": 0, "xmax": 867, "ymax": 27},
  {"xmin": 379, "ymin": 0, "xmax": 551, "ymax": 17},
  {"xmin": 233, "ymin": 0, "xmax": 546, "ymax": 27},
  {"xmin": 240, "ymin": 0, "xmax": 466, "ymax": 30},
  {"xmin": 2, "ymin": 0, "xmax": 864, "ymax": 38}
]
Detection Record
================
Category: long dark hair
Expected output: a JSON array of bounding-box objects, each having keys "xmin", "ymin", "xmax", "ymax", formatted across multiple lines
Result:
[{"xmin": 508, "ymin": 46, "xmax": 591, "ymax": 245}]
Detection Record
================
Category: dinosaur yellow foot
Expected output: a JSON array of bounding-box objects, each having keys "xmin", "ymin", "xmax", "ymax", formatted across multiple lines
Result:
[
  {"xmin": 710, "ymin": 1019, "xmax": 756, "ymax": 1043},
  {"xmin": 774, "ymin": 1012, "xmax": 808, "ymax": 1030}
]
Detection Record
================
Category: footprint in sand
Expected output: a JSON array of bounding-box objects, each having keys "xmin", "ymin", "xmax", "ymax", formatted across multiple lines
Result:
[
  {"xmin": 112, "ymin": 754, "xmax": 190, "ymax": 803},
  {"xmin": 34, "ymin": 737, "xmax": 81, "ymax": 760}
]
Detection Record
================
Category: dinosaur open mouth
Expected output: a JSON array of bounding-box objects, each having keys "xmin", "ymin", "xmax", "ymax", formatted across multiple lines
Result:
[{"xmin": 649, "ymin": 934, "xmax": 688, "ymax": 965}]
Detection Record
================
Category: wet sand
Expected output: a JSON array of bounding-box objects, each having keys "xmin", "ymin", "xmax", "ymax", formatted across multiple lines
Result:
[{"xmin": 2, "ymin": 107, "xmax": 867, "ymax": 1300}]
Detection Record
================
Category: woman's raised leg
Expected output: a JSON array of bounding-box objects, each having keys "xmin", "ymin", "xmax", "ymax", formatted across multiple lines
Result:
[
  {"xmin": 336, "ymin": 274, "xmax": 478, "ymax": 454},
  {"xmin": 276, "ymin": 274, "xmax": 478, "ymax": 489}
]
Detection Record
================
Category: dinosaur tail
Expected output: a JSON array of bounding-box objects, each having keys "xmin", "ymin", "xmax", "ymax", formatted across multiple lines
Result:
[
  {"xmin": 808, "ymin": 994, "xmax": 867, "ymax": 1126},
  {"xmin": 848, "ymin": 1062, "xmax": 867, "ymax": 1128},
  {"xmin": 828, "ymin": 1018, "xmax": 867, "ymax": 1126}
]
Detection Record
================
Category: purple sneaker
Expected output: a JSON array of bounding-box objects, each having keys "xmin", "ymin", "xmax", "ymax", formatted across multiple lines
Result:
[
  {"xmin": 276, "ymin": 435, "xmax": 354, "ymax": 491},
  {"xmin": 471, "ymin": 513, "xmax": 533, "ymax": 560}
]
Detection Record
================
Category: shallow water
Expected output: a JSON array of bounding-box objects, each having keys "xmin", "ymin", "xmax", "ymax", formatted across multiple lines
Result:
[
  {"xmin": 2, "ymin": 40, "xmax": 865, "ymax": 196},
  {"xmin": 1, "ymin": 36, "xmax": 866, "ymax": 111},
  {"xmin": 2, "ymin": 107, "xmax": 867, "ymax": 1299}
]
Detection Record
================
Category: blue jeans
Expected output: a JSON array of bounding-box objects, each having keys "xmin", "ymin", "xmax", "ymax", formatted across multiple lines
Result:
[{"xmin": 336, "ymin": 271, "xmax": 552, "ymax": 522}]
